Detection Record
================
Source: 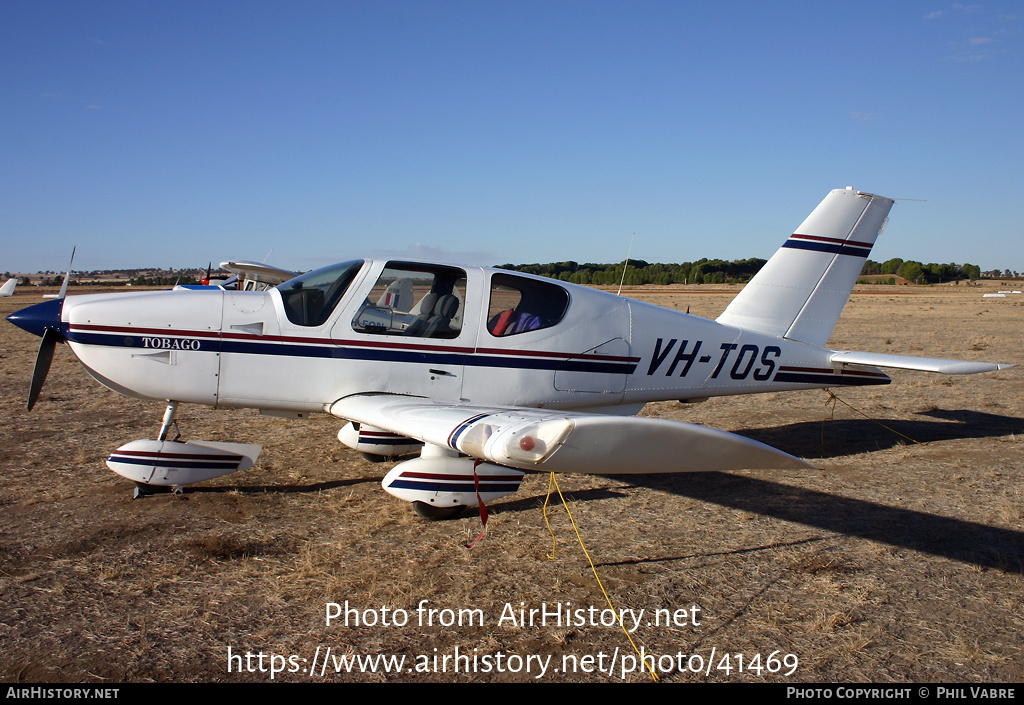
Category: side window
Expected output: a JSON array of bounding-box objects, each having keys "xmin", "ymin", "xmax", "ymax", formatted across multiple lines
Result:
[
  {"xmin": 277, "ymin": 260, "xmax": 363, "ymax": 327},
  {"xmin": 352, "ymin": 263, "xmax": 466, "ymax": 339},
  {"xmin": 487, "ymin": 273, "xmax": 569, "ymax": 336}
]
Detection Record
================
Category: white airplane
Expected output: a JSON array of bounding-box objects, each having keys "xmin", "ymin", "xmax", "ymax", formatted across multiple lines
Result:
[
  {"xmin": 187, "ymin": 260, "xmax": 299, "ymax": 291},
  {"xmin": 6, "ymin": 188, "xmax": 1012, "ymax": 515},
  {"xmin": 0, "ymin": 278, "xmax": 16, "ymax": 297},
  {"xmin": 217, "ymin": 260, "xmax": 299, "ymax": 291}
]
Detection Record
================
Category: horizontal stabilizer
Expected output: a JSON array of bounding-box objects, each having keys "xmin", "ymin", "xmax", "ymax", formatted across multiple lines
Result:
[
  {"xmin": 830, "ymin": 351, "xmax": 1012, "ymax": 375},
  {"xmin": 330, "ymin": 395, "xmax": 814, "ymax": 474}
]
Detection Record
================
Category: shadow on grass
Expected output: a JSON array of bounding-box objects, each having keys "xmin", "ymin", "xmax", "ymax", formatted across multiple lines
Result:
[
  {"xmin": 734, "ymin": 408, "xmax": 1024, "ymax": 459},
  {"xmin": 618, "ymin": 471, "xmax": 1024, "ymax": 574}
]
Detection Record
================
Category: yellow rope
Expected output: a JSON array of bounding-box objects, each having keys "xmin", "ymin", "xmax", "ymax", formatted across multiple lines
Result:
[
  {"xmin": 542, "ymin": 472, "xmax": 559, "ymax": 559},
  {"xmin": 823, "ymin": 389, "xmax": 926, "ymax": 446},
  {"xmin": 543, "ymin": 472, "xmax": 660, "ymax": 682}
]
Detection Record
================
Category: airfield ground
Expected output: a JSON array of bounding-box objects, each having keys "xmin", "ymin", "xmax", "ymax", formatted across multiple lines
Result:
[{"xmin": 0, "ymin": 283, "xmax": 1021, "ymax": 683}]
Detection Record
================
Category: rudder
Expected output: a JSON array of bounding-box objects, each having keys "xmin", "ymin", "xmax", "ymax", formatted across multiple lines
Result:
[{"xmin": 716, "ymin": 187, "xmax": 894, "ymax": 347}]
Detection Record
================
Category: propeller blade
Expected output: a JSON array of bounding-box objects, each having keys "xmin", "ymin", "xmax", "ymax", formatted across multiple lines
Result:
[
  {"xmin": 28, "ymin": 328, "xmax": 60, "ymax": 411},
  {"xmin": 55, "ymin": 245, "xmax": 76, "ymax": 300}
]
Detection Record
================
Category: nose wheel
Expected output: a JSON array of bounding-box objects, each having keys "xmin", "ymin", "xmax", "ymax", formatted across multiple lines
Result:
[{"xmin": 413, "ymin": 501, "xmax": 466, "ymax": 520}]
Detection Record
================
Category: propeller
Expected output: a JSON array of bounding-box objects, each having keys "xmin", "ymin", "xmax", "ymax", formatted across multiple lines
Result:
[
  {"xmin": 28, "ymin": 328, "xmax": 60, "ymax": 411},
  {"xmin": 55, "ymin": 245, "xmax": 76, "ymax": 300},
  {"xmin": 7, "ymin": 284, "xmax": 68, "ymax": 411}
]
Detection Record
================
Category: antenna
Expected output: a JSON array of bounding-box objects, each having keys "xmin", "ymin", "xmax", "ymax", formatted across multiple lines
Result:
[{"xmin": 616, "ymin": 234, "xmax": 636, "ymax": 296}]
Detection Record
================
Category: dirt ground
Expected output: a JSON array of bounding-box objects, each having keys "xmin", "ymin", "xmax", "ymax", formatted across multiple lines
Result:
[{"xmin": 1, "ymin": 282, "xmax": 1021, "ymax": 683}]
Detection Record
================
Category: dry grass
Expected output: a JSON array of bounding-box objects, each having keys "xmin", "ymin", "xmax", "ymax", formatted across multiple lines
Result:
[{"xmin": 0, "ymin": 283, "xmax": 1021, "ymax": 682}]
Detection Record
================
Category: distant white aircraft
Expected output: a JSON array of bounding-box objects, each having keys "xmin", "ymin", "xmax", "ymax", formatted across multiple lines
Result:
[
  {"xmin": 219, "ymin": 260, "xmax": 299, "ymax": 291},
  {"xmin": 0, "ymin": 278, "xmax": 16, "ymax": 297},
  {"xmin": 6, "ymin": 188, "xmax": 1012, "ymax": 514},
  {"xmin": 185, "ymin": 260, "xmax": 299, "ymax": 291}
]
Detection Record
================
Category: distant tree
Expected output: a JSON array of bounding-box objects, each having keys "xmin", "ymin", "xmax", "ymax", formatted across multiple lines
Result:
[
  {"xmin": 880, "ymin": 258, "xmax": 904, "ymax": 275},
  {"xmin": 897, "ymin": 261, "xmax": 924, "ymax": 283}
]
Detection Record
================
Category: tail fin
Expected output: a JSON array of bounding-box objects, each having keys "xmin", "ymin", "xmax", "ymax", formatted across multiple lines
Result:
[{"xmin": 716, "ymin": 187, "xmax": 894, "ymax": 347}]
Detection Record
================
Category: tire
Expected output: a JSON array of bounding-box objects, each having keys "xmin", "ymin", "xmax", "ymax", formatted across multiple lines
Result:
[{"xmin": 412, "ymin": 501, "xmax": 466, "ymax": 520}]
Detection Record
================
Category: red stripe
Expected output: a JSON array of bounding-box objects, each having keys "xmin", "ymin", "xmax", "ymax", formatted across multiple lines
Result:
[
  {"xmin": 790, "ymin": 233, "xmax": 873, "ymax": 249},
  {"xmin": 838, "ymin": 369, "xmax": 889, "ymax": 378}
]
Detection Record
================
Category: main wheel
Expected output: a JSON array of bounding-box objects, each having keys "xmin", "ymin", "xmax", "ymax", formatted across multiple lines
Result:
[
  {"xmin": 360, "ymin": 452, "xmax": 390, "ymax": 463},
  {"xmin": 413, "ymin": 501, "xmax": 466, "ymax": 520}
]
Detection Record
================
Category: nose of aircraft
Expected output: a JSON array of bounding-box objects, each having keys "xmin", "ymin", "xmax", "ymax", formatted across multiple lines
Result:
[
  {"xmin": 7, "ymin": 298, "xmax": 67, "ymax": 410},
  {"xmin": 6, "ymin": 298, "xmax": 65, "ymax": 338}
]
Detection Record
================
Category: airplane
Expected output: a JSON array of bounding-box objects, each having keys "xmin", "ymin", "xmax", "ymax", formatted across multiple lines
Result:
[
  {"xmin": 6, "ymin": 187, "xmax": 1012, "ymax": 516},
  {"xmin": 188, "ymin": 260, "xmax": 299, "ymax": 291},
  {"xmin": 0, "ymin": 278, "xmax": 16, "ymax": 297}
]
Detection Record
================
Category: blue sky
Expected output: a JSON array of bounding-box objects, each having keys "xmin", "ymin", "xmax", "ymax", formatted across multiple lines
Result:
[{"xmin": 2, "ymin": 1, "xmax": 1022, "ymax": 274}]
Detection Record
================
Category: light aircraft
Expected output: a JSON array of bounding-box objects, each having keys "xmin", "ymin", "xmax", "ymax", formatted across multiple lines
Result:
[
  {"xmin": 6, "ymin": 188, "xmax": 1012, "ymax": 516},
  {"xmin": 0, "ymin": 278, "xmax": 16, "ymax": 297},
  {"xmin": 193, "ymin": 260, "xmax": 299, "ymax": 291}
]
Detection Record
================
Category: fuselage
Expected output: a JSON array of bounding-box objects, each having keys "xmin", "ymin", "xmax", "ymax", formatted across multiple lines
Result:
[{"xmin": 48, "ymin": 258, "xmax": 888, "ymax": 415}]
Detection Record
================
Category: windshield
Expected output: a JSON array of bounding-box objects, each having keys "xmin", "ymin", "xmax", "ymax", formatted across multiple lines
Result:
[{"xmin": 276, "ymin": 259, "xmax": 364, "ymax": 326}]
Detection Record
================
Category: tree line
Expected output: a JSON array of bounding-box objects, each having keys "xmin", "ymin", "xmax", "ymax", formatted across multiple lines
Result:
[
  {"xmin": 858, "ymin": 259, "xmax": 982, "ymax": 284},
  {"xmin": 496, "ymin": 259, "xmax": 768, "ymax": 285},
  {"xmin": 498, "ymin": 257, "xmax": 1001, "ymax": 286}
]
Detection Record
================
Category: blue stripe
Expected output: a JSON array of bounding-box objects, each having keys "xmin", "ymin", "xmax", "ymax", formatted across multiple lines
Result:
[
  {"xmin": 358, "ymin": 436, "xmax": 421, "ymax": 446},
  {"xmin": 772, "ymin": 372, "xmax": 889, "ymax": 386},
  {"xmin": 448, "ymin": 413, "xmax": 492, "ymax": 449},
  {"xmin": 782, "ymin": 240, "xmax": 872, "ymax": 258},
  {"xmin": 108, "ymin": 455, "xmax": 240, "ymax": 470},
  {"xmin": 67, "ymin": 331, "xmax": 638, "ymax": 375},
  {"xmin": 388, "ymin": 480, "xmax": 524, "ymax": 493}
]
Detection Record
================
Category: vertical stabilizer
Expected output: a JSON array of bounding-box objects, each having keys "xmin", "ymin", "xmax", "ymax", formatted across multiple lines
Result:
[{"xmin": 716, "ymin": 188, "xmax": 894, "ymax": 347}]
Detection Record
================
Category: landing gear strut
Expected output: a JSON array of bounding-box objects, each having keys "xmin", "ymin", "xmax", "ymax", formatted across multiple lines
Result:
[{"xmin": 157, "ymin": 401, "xmax": 180, "ymax": 442}]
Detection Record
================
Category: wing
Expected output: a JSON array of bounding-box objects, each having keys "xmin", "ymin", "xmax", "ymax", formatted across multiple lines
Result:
[
  {"xmin": 219, "ymin": 260, "xmax": 299, "ymax": 287},
  {"xmin": 329, "ymin": 394, "xmax": 814, "ymax": 474},
  {"xmin": 829, "ymin": 351, "xmax": 1012, "ymax": 375}
]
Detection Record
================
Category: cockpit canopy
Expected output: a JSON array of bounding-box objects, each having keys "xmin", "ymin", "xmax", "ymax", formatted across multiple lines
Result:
[
  {"xmin": 277, "ymin": 259, "xmax": 364, "ymax": 327},
  {"xmin": 275, "ymin": 259, "xmax": 572, "ymax": 337}
]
